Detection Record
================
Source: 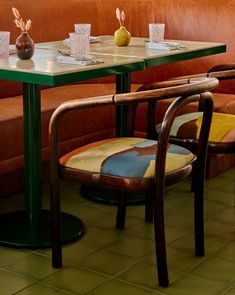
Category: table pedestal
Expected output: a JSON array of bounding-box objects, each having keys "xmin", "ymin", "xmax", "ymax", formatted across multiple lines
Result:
[
  {"xmin": 81, "ymin": 186, "xmax": 145, "ymax": 205},
  {"xmin": 0, "ymin": 210, "xmax": 84, "ymax": 248}
]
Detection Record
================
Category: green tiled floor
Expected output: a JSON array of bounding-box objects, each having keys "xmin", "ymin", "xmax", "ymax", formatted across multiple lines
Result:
[{"xmin": 0, "ymin": 168, "xmax": 234, "ymax": 295}]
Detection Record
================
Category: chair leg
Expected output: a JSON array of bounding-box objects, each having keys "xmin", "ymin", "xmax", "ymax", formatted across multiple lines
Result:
[
  {"xmin": 51, "ymin": 179, "xmax": 62, "ymax": 268},
  {"xmin": 190, "ymin": 162, "xmax": 196, "ymax": 192},
  {"xmin": 193, "ymin": 164, "xmax": 205, "ymax": 257},
  {"xmin": 153, "ymin": 188, "xmax": 169, "ymax": 287},
  {"xmin": 116, "ymin": 192, "xmax": 126, "ymax": 230},
  {"xmin": 145, "ymin": 191, "xmax": 153, "ymax": 223}
]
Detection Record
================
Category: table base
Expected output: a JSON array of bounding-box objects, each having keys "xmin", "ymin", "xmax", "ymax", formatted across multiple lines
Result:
[
  {"xmin": 80, "ymin": 185, "xmax": 145, "ymax": 205},
  {"xmin": 0, "ymin": 210, "xmax": 84, "ymax": 249}
]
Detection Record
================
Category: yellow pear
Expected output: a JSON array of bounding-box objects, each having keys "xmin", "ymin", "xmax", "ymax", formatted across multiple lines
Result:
[{"xmin": 114, "ymin": 26, "xmax": 131, "ymax": 46}]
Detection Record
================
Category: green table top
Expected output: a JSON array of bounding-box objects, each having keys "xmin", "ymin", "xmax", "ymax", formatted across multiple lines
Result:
[
  {"xmin": 0, "ymin": 36, "xmax": 226, "ymax": 86},
  {"xmin": 90, "ymin": 36, "xmax": 226, "ymax": 67},
  {"xmin": 0, "ymin": 44, "xmax": 144, "ymax": 86}
]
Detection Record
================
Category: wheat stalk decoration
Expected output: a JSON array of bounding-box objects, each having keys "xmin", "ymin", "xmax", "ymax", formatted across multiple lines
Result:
[
  {"xmin": 116, "ymin": 8, "xmax": 125, "ymax": 26},
  {"xmin": 12, "ymin": 7, "xmax": 31, "ymax": 32}
]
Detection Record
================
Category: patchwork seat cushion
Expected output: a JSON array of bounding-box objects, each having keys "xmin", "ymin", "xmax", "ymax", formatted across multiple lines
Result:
[
  {"xmin": 158, "ymin": 112, "xmax": 235, "ymax": 143},
  {"xmin": 60, "ymin": 138, "xmax": 195, "ymax": 178}
]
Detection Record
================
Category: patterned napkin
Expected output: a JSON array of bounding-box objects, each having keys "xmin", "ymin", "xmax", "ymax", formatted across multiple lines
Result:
[
  {"xmin": 56, "ymin": 53, "xmax": 104, "ymax": 65},
  {"xmin": 146, "ymin": 42, "xmax": 186, "ymax": 50}
]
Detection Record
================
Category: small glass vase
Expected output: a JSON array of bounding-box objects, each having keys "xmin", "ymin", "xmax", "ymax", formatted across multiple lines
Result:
[{"xmin": 16, "ymin": 31, "xmax": 34, "ymax": 60}]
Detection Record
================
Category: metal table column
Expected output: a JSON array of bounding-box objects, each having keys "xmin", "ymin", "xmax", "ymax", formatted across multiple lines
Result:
[{"xmin": 0, "ymin": 83, "xmax": 84, "ymax": 248}]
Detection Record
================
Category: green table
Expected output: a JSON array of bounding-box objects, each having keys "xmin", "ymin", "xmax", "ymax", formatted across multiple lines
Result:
[{"xmin": 0, "ymin": 45, "xmax": 144, "ymax": 248}]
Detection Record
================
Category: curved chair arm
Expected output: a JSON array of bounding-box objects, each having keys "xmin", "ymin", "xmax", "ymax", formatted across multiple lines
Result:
[
  {"xmin": 138, "ymin": 64, "xmax": 235, "ymax": 93},
  {"xmin": 137, "ymin": 75, "xmax": 209, "ymax": 92},
  {"xmin": 208, "ymin": 63, "xmax": 235, "ymax": 73}
]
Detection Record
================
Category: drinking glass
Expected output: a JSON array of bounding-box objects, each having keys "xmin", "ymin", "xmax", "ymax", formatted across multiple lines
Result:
[
  {"xmin": 149, "ymin": 23, "xmax": 165, "ymax": 43},
  {"xmin": 69, "ymin": 32, "xmax": 90, "ymax": 55},
  {"xmin": 0, "ymin": 31, "xmax": 10, "ymax": 58},
  {"xmin": 74, "ymin": 24, "xmax": 91, "ymax": 36}
]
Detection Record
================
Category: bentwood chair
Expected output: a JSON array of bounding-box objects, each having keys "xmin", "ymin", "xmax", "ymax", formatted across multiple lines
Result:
[
  {"xmin": 139, "ymin": 65, "xmax": 235, "ymax": 165},
  {"xmin": 49, "ymin": 77, "xmax": 217, "ymax": 287}
]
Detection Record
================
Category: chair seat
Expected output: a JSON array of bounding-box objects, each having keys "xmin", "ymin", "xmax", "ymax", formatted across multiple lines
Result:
[
  {"xmin": 160, "ymin": 112, "xmax": 235, "ymax": 143},
  {"xmin": 60, "ymin": 137, "xmax": 195, "ymax": 178}
]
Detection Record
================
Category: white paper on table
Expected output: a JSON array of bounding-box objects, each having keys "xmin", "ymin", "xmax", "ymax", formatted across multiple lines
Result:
[
  {"xmin": 146, "ymin": 42, "xmax": 187, "ymax": 50},
  {"xmin": 56, "ymin": 54, "xmax": 104, "ymax": 65}
]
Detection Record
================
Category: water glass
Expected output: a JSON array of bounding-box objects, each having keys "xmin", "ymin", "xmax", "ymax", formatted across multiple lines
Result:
[
  {"xmin": 69, "ymin": 32, "xmax": 90, "ymax": 55},
  {"xmin": 0, "ymin": 31, "xmax": 10, "ymax": 58},
  {"xmin": 74, "ymin": 24, "xmax": 91, "ymax": 36},
  {"xmin": 149, "ymin": 23, "xmax": 165, "ymax": 43}
]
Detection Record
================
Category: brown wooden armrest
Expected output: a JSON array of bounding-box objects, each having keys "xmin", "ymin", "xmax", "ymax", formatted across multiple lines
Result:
[
  {"xmin": 208, "ymin": 64, "xmax": 235, "ymax": 72},
  {"xmin": 136, "ymin": 76, "xmax": 209, "ymax": 92},
  {"xmin": 139, "ymin": 65, "xmax": 235, "ymax": 93}
]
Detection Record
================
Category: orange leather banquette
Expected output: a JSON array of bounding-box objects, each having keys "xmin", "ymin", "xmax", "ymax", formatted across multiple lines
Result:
[{"xmin": 0, "ymin": 0, "xmax": 234, "ymax": 196}]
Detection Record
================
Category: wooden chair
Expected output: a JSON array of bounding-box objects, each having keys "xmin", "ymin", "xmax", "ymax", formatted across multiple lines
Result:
[
  {"xmin": 139, "ymin": 65, "xmax": 235, "ymax": 165},
  {"xmin": 49, "ymin": 77, "xmax": 217, "ymax": 287}
]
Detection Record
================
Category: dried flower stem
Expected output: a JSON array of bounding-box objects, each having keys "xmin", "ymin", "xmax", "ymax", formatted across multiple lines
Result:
[
  {"xmin": 116, "ymin": 7, "xmax": 125, "ymax": 26},
  {"xmin": 12, "ymin": 7, "xmax": 31, "ymax": 32}
]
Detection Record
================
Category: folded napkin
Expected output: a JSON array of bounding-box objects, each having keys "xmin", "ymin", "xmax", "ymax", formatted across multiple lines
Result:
[
  {"xmin": 146, "ymin": 42, "xmax": 186, "ymax": 50},
  {"xmin": 90, "ymin": 36, "xmax": 100, "ymax": 43},
  {"xmin": 9, "ymin": 44, "xmax": 16, "ymax": 54},
  {"xmin": 63, "ymin": 36, "xmax": 100, "ymax": 46},
  {"xmin": 56, "ymin": 54, "xmax": 104, "ymax": 65}
]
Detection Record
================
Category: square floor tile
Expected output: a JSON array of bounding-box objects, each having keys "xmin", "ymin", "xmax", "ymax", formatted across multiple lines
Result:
[
  {"xmin": 161, "ymin": 273, "xmax": 227, "ymax": 295},
  {"xmin": 146, "ymin": 246, "xmax": 204, "ymax": 272},
  {"xmin": 0, "ymin": 269, "xmax": 34, "ymax": 295},
  {"xmin": 117, "ymin": 261, "xmax": 183, "ymax": 289},
  {"xmin": 62, "ymin": 240, "xmax": 100, "ymax": 264},
  {"xmin": 16, "ymin": 282, "xmax": 73, "ymax": 294},
  {"xmin": 0, "ymin": 246, "xmax": 30, "ymax": 267},
  {"xmin": 205, "ymin": 187, "xmax": 234, "ymax": 206},
  {"xmin": 170, "ymin": 232, "xmax": 230, "ymax": 257},
  {"xmin": 4, "ymin": 253, "xmax": 57, "ymax": 280},
  {"xmin": 205, "ymin": 217, "xmax": 234, "ymax": 242},
  {"xmin": 81, "ymin": 226, "xmax": 125, "ymax": 246},
  {"xmin": 79, "ymin": 249, "xmax": 136, "ymax": 276},
  {"xmin": 223, "ymin": 287, "xmax": 235, "ymax": 295},
  {"xmin": 190, "ymin": 256, "xmax": 235, "ymax": 284},
  {"xmin": 215, "ymin": 241, "xmax": 235, "ymax": 263},
  {"xmin": 165, "ymin": 200, "xmax": 226, "ymax": 230},
  {"xmin": 86, "ymin": 279, "xmax": 163, "ymax": 295},
  {"xmin": 205, "ymin": 175, "xmax": 233, "ymax": 190},
  {"xmin": 42, "ymin": 265, "xmax": 109, "ymax": 294},
  {"xmin": 131, "ymin": 223, "xmax": 189, "ymax": 244},
  {"xmin": 36, "ymin": 240, "xmax": 99, "ymax": 264},
  {"xmin": 60, "ymin": 202, "xmax": 112, "ymax": 225},
  {"xmin": 105, "ymin": 236, "xmax": 155, "ymax": 259},
  {"xmin": 96, "ymin": 214, "xmax": 144, "ymax": 232}
]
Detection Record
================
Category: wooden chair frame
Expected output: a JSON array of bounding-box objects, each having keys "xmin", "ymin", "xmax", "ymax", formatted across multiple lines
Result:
[{"xmin": 49, "ymin": 77, "xmax": 217, "ymax": 287}]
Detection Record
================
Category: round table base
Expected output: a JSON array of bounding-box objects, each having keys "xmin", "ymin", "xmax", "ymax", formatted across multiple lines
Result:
[
  {"xmin": 0, "ymin": 210, "xmax": 84, "ymax": 249},
  {"xmin": 80, "ymin": 185, "xmax": 145, "ymax": 205}
]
